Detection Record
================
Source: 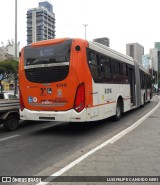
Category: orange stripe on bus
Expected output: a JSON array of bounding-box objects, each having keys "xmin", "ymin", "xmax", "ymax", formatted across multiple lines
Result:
[
  {"xmin": 91, "ymin": 101, "xmax": 116, "ymax": 108},
  {"xmin": 123, "ymin": 98, "xmax": 131, "ymax": 100}
]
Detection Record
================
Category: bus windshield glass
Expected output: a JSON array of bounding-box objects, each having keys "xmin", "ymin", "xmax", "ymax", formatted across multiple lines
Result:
[{"xmin": 24, "ymin": 39, "xmax": 72, "ymax": 67}]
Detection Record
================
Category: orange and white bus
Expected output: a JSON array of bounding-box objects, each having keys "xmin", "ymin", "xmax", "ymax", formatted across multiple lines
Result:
[{"xmin": 19, "ymin": 38, "xmax": 152, "ymax": 122}]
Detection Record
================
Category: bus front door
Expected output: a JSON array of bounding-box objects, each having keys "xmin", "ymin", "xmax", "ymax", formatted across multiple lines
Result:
[{"xmin": 129, "ymin": 68, "xmax": 135, "ymax": 106}]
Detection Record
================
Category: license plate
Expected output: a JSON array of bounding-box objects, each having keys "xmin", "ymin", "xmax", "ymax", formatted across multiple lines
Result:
[{"xmin": 41, "ymin": 100, "xmax": 53, "ymax": 104}]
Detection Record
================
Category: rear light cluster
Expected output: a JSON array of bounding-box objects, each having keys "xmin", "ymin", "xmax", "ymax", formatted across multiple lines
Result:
[
  {"xmin": 74, "ymin": 83, "xmax": 85, "ymax": 112},
  {"xmin": 20, "ymin": 90, "xmax": 25, "ymax": 111}
]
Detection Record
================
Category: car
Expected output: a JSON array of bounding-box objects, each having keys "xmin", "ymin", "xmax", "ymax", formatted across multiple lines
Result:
[
  {"xmin": 0, "ymin": 92, "xmax": 18, "ymax": 99},
  {"xmin": 0, "ymin": 91, "xmax": 20, "ymax": 131}
]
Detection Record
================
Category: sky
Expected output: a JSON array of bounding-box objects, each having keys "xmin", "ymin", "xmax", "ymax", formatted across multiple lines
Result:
[{"xmin": 0, "ymin": 0, "xmax": 160, "ymax": 54}]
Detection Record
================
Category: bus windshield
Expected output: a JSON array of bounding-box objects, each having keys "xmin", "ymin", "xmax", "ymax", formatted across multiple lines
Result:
[{"xmin": 24, "ymin": 39, "xmax": 72, "ymax": 68}]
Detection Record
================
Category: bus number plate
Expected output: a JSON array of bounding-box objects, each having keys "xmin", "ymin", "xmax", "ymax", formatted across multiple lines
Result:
[{"xmin": 41, "ymin": 100, "xmax": 53, "ymax": 104}]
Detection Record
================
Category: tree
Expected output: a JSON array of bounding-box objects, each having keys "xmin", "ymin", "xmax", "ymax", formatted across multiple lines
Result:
[{"xmin": 0, "ymin": 60, "xmax": 18, "ymax": 92}]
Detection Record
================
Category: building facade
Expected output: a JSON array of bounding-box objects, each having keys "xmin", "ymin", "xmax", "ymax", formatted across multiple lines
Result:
[
  {"xmin": 0, "ymin": 42, "xmax": 20, "ymax": 61},
  {"xmin": 142, "ymin": 54, "xmax": 151, "ymax": 70},
  {"xmin": 154, "ymin": 42, "xmax": 160, "ymax": 73},
  {"xmin": 93, "ymin": 37, "xmax": 110, "ymax": 47},
  {"xmin": 149, "ymin": 48, "xmax": 158, "ymax": 72},
  {"xmin": 126, "ymin": 43, "xmax": 144, "ymax": 64},
  {"xmin": 155, "ymin": 42, "xmax": 160, "ymax": 50},
  {"xmin": 27, "ymin": 1, "xmax": 56, "ymax": 45}
]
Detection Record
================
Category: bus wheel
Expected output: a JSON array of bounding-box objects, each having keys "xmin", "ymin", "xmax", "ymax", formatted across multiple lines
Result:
[{"xmin": 113, "ymin": 100, "xmax": 122, "ymax": 121}]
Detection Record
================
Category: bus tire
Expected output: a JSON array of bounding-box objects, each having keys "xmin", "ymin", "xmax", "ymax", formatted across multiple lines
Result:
[
  {"xmin": 3, "ymin": 114, "xmax": 19, "ymax": 131},
  {"xmin": 113, "ymin": 100, "xmax": 122, "ymax": 121}
]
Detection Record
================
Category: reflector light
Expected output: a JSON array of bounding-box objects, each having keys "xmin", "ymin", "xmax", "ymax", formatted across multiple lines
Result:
[
  {"xmin": 74, "ymin": 83, "xmax": 85, "ymax": 112},
  {"xmin": 20, "ymin": 90, "xmax": 25, "ymax": 111}
]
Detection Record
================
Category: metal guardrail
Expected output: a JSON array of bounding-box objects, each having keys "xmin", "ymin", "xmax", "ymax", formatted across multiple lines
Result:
[{"xmin": 0, "ymin": 99, "xmax": 19, "ymax": 113}]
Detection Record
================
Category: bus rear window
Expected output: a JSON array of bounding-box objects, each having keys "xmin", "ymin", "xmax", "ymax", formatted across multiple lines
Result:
[{"xmin": 24, "ymin": 39, "xmax": 72, "ymax": 67}]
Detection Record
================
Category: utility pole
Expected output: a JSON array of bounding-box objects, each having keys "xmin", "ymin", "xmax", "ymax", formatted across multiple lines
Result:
[
  {"xmin": 14, "ymin": 0, "xmax": 18, "ymax": 97},
  {"xmin": 83, "ymin": 24, "xmax": 88, "ymax": 40},
  {"xmin": 15, "ymin": 0, "xmax": 17, "ymax": 60}
]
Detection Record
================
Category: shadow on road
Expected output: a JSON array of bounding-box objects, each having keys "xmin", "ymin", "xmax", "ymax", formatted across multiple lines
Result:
[
  {"xmin": 0, "ymin": 99, "xmax": 156, "ymax": 136},
  {"xmin": 26, "ymin": 101, "xmax": 154, "ymax": 137}
]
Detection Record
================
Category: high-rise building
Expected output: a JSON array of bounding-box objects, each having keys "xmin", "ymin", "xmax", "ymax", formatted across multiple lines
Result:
[
  {"xmin": 27, "ymin": 1, "xmax": 56, "ymax": 45},
  {"xmin": 126, "ymin": 43, "xmax": 144, "ymax": 64},
  {"xmin": 149, "ymin": 48, "xmax": 158, "ymax": 72},
  {"xmin": 154, "ymin": 42, "xmax": 160, "ymax": 73},
  {"xmin": 142, "ymin": 54, "xmax": 151, "ymax": 70},
  {"xmin": 93, "ymin": 37, "xmax": 110, "ymax": 47},
  {"xmin": 155, "ymin": 42, "xmax": 160, "ymax": 50},
  {"xmin": 0, "ymin": 42, "xmax": 20, "ymax": 61}
]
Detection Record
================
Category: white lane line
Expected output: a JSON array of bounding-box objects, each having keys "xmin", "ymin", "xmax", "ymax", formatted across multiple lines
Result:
[
  {"xmin": 42, "ymin": 122, "xmax": 63, "ymax": 129},
  {"xmin": 37, "ymin": 98, "xmax": 160, "ymax": 185},
  {"xmin": 42, "ymin": 123, "xmax": 60, "ymax": 129},
  {"xmin": 0, "ymin": 135, "xmax": 20, "ymax": 142},
  {"xmin": 42, "ymin": 125, "xmax": 54, "ymax": 129}
]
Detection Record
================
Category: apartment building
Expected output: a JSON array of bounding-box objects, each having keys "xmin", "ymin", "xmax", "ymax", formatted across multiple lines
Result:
[{"xmin": 27, "ymin": 1, "xmax": 56, "ymax": 45}]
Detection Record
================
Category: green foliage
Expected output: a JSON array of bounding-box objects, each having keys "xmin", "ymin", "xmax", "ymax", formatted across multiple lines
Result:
[
  {"xmin": 0, "ymin": 60, "xmax": 18, "ymax": 77},
  {"xmin": 0, "ymin": 60, "xmax": 18, "ymax": 92}
]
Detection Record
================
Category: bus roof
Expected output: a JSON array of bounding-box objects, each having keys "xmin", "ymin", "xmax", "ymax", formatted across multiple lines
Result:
[
  {"xmin": 25, "ymin": 38, "xmax": 150, "ymax": 76},
  {"xmin": 138, "ymin": 63, "xmax": 151, "ymax": 75},
  {"xmin": 31, "ymin": 38, "xmax": 68, "ymax": 47},
  {"xmin": 89, "ymin": 41, "xmax": 134, "ymax": 66}
]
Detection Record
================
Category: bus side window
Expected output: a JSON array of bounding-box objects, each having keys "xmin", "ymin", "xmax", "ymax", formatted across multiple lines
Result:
[
  {"xmin": 148, "ymin": 76, "xmax": 152, "ymax": 88},
  {"xmin": 113, "ymin": 60, "xmax": 121, "ymax": 84},
  {"xmin": 99, "ymin": 55, "xmax": 105, "ymax": 75},
  {"xmin": 88, "ymin": 50, "xmax": 100, "ymax": 79},
  {"xmin": 140, "ymin": 71, "xmax": 144, "ymax": 89},
  {"xmin": 122, "ymin": 63, "xmax": 129, "ymax": 84},
  {"xmin": 103, "ymin": 56, "xmax": 112, "ymax": 83}
]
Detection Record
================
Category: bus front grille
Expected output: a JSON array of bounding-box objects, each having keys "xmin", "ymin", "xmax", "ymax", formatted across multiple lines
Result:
[{"xmin": 25, "ymin": 66, "xmax": 69, "ymax": 83}]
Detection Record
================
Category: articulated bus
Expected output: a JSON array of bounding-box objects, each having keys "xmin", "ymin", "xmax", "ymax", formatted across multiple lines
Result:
[{"xmin": 19, "ymin": 38, "xmax": 152, "ymax": 122}]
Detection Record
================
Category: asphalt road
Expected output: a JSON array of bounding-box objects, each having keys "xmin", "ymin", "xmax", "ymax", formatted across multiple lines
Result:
[{"xmin": 0, "ymin": 96, "xmax": 159, "ymax": 177}]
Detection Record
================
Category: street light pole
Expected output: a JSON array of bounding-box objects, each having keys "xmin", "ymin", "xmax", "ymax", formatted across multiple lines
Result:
[
  {"xmin": 14, "ymin": 0, "xmax": 18, "ymax": 97},
  {"xmin": 15, "ymin": 0, "xmax": 17, "ymax": 60},
  {"xmin": 83, "ymin": 24, "xmax": 88, "ymax": 40}
]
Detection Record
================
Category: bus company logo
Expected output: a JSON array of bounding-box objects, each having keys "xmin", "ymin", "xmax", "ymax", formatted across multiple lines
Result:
[
  {"xmin": 57, "ymin": 89, "xmax": 62, "ymax": 97},
  {"xmin": 40, "ymin": 88, "xmax": 46, "ymax": 95},
  {"xmin": 47, "ymin": 88, "xmax": 52, "ymax": 94}
]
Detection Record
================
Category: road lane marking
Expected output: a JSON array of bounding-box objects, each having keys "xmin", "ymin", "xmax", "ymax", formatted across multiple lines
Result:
[
  {"xmin": 37, "ymin": 97, "xmax": 160, "ymax": 185},
  {"xmin": 42, "ymin": 125, "xmax": 54, "ymax": 129},
  {"xmin": 42, "ymin": 124, "xmax": 58, "ymax": 129},
  {"xmin": 42, "ymin": 122, "xmax": 62, "ymax": 129},
  {"xmin": 0, "ymin": 135, "xmax": 20, "ymax": 142}
]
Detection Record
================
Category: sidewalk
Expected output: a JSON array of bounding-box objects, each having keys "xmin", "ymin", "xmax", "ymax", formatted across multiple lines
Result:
[{"xmin": 46, "ymin": 96, "xmax": 160, "ymax": 185}]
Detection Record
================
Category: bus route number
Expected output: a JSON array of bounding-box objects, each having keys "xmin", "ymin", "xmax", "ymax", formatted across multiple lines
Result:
[{"xmin": 40, "ymin": 48, "xmax": 54, "ymax": 57}]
